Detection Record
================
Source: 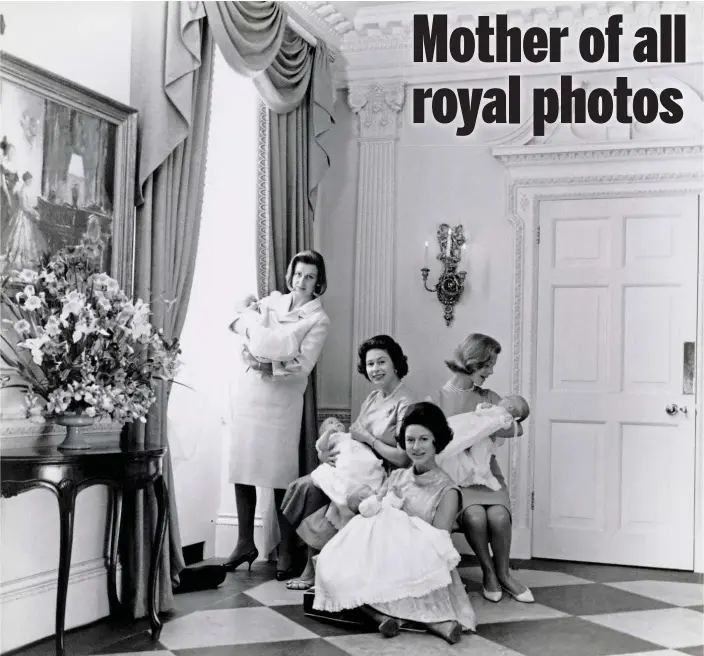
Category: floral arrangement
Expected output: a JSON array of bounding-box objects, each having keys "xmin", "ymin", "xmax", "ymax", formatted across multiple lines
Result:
[{"xmin": 0, "ymin": 241, "xmax": 181, "ymax": 424}]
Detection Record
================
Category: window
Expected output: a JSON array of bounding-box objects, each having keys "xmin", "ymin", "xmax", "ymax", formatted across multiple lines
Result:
[{"xmin": 167, "ymin": 47, "xmax": 259, "ymax": 546}]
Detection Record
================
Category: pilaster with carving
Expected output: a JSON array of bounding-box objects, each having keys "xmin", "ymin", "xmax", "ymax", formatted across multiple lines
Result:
[{"xmin": 348, "ymin": 81, "xmax": 405, "ymax": 418}]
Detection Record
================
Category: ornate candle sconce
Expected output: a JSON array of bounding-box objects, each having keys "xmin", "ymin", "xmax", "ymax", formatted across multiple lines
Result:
[{"xmin": 421, "ymin": 223, "xmax": 467, "ymax": 326}]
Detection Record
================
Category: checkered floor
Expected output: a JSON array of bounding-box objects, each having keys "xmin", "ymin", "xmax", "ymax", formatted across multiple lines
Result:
[{"xmin": 14, "ymin": 558, "xmax": 704, "ymax": 656}]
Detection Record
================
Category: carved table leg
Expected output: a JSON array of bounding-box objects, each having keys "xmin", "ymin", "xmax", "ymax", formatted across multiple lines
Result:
[
  {"xmin": 107, "ymin": 487, "xmax": 123, "ymax": 616},
  {"xmin": 56, "ymin": 481, "xmax": 78, "ymax": 656},
  {"xmin": 149, "ymin": 476, "xmax": 168, "ymax": 642}
]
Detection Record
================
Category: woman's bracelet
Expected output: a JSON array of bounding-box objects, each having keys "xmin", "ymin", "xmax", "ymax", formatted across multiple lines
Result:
[{"xmin": 372, "ymin": 438, "xmax": 379, "ymax": 452}]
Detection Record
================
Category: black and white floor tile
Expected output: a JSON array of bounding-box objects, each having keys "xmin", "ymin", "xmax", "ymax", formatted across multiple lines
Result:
[{"xmin": 12, "ymin": 558, "xmax": 703, "ymax": 656}]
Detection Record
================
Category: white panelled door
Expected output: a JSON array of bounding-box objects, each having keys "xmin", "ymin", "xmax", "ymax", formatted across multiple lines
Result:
[{"xmin": 532, "ymin": 196, "xmax": 699, "ymax": 570}]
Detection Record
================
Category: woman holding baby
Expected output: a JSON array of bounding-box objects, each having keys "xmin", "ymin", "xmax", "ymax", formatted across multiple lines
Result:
[
  {"xmin": 314, "ymin": 401, "xmax": 476, "ymax": 644},
  {"xmin": 282, "ymin": 334, "xmax": 414, "ymax": 589},
  {"xmin": 430, "ymin": 333, "xmax": 533, "ymax": 603},
  {"xmin": 226, "ymin": 250, "xmax": 329, "ymax": 579}
]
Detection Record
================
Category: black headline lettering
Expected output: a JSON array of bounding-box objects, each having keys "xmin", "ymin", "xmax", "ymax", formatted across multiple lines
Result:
[
  {"xmin": 412, "ymin": 13, "xmax": 687, "ymax": 136},
  {"xmin": 414, "ymin": 14, "xmax": 568, "ymax": 63},
  {"xmin": 532, "ymin": 76, "xmax": 683, "ymax": 136}
]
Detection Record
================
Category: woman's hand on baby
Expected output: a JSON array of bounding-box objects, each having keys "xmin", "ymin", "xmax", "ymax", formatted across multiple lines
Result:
[
  {"xmin": 350, "ymin": 426, "xmax": 373, "ymax": 446},
  {"xmin": 241, "ymin": 345, "xmax": 260, "ymax": 369},
  {"xmin": 318, "ymin": 443, "xmax": 340, "ymax": 466}
]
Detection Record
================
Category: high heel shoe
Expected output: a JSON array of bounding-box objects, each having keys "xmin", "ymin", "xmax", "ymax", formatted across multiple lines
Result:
[
  {"xmin": 378, "ymin": 617, "xmax": 401, "ymax": 638},
  {"xmin": 482, "ymin": 587, "xmax": 503, "ymax": 603},
  {"xmin": 224, "ymin": 547, "xmax": 259, "ymax": 572},
  {"xmin": 500, "ymin": 584, "xmax": 534, "ymax": 603}
]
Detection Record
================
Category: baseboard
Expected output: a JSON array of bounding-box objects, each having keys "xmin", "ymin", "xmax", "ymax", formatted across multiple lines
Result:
[{"xmin": 1, "ymin": 558, "xmax": 118, "ymax": 653}]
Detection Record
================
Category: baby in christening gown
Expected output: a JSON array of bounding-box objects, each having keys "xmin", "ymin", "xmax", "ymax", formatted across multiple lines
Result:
[
  {"xmin": 437, "ymin": 395, "xmax": 530, "ymax": 490},
  {"xmin": 313, "ymin": 482, "xmax": 461, "ymax": 613},
  {"xmin": 310, "ymin": 417, "xmax": 386, "ymax": 529},
  {"xmin": 236, "ymin": 292, "xmax": 300, "ymax": 364}
]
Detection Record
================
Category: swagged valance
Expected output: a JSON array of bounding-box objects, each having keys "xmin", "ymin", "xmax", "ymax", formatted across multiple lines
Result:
[{"xmin": 132, "ymin": 0, "xmax": 334, "ymax": 212}]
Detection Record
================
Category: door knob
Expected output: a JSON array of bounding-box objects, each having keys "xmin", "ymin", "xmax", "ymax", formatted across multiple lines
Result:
[{"xmin": 666, "ymin": 404, "xmax": 688, "ymax": 416}]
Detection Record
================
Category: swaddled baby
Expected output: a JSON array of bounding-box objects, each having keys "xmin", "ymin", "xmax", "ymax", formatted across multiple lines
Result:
[
  {"xmin": 313, "ymin": 481, "xmax": 461, "ymax": 613},
  {"xmin": 235, "ymin": 292, "xmax": 300, "ymax": 364},
  {"xmin": 310, "ymin": 417, "xmax": 386, "ymax": 529},
  {"xmin": 437, "ymin": 395, "xmax": 530, "ymax": 490}
]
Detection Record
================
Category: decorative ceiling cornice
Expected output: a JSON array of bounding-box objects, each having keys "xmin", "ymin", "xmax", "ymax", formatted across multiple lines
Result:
[
  {"xmin": 285, "ymin": 1, "xmax": 354, "ymax": 52},
  {"xmin": 341, "ymin": 1, "xmax": 701, "ymax": 46},
  {"xmin": 288, "ymin": 1, "xmax": 703, "ymax": 85}
]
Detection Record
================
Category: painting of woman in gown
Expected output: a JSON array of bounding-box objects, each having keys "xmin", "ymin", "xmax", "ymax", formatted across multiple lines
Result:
[
  {"xmin": 1, "ymin": 137, "xmax": 19, "ymax": 253},
  {"xmin": 3, "ymin": 172, "xmax": 49, "ymax": 272}
]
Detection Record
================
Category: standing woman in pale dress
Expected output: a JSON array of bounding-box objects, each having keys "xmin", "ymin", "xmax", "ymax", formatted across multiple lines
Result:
[{"xmin": 226, "ymin": 251, "xmax": 330, "ymax": 579}]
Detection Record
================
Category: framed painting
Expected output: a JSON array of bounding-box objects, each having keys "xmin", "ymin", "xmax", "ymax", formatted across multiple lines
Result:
[
  {"xmin": 0, "ymin": 52, "xmax": 137, "ymax": 429},
  {"xmin": 0, "ymin": 51, "xmax": 137, "ymax": 291}
]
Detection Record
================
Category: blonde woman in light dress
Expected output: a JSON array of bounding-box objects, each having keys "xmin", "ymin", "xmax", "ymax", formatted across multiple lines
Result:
[
  {"xmin": 429, "ymin": 333, "xmax": 534, "ymax": 603},
  {"xmin": 3, "ymin": 172, "xmax": 48, "ymax": 272}
]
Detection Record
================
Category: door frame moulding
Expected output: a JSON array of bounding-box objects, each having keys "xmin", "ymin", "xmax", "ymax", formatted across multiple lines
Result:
[{"xmin": 492, "ymin": 141, "xmax": 704, "ymax": 570}]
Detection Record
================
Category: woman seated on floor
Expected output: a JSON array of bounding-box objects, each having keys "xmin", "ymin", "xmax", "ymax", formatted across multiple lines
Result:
[
  {"xmin": 313, "ymin": 402, "xmax": 476, "ymax": 644},
  {"xmin": 281, "ymin": 334, "xmax": 415, "ymax": 589}
]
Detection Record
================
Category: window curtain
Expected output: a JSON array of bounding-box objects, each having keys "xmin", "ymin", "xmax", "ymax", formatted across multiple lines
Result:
[
  {"xmin": 126, "ymin": 0, "xmax": 334, "ymax": 616},
  {"xmin": 125, "ymin": 1, "xmax": 214, "ymax": 617}
]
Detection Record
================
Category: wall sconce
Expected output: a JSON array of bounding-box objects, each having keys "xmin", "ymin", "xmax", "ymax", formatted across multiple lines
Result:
[{"xmin": 421, "ymin": 223, "xmax": 467, "ymax": 326}]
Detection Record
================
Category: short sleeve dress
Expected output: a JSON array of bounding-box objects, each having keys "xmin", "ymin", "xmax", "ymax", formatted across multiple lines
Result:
[{"xmin": 429, "ymin": 382, "xmax": 511, "ymax": 516}]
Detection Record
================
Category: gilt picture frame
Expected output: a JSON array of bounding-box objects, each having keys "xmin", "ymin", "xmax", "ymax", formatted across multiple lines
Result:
[{"xmin": 0, "ymin": 52, "xmax": 137, "ymax": 429}]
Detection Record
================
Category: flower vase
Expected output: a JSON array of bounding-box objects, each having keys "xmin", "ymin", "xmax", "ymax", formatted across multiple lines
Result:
[{"xmin": 55, "ymin": 413, "xmax": 95, "ymax": 451}]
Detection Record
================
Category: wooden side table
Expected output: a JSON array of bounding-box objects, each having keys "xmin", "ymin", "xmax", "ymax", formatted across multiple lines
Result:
[{"xmin": 0, "ymin": 444, "xmax": 169, "ymax": 656}]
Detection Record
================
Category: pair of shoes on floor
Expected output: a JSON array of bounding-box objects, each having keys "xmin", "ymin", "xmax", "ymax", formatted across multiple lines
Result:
[{"xmin": 482, "ymin": 584, "xmax": 534, "ymax": 603}]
